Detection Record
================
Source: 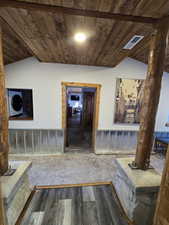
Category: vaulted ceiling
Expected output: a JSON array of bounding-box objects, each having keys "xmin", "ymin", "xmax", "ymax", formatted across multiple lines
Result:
[{"xmin": 1, "ymin": 0, "xmax": 169, "ymax": 71}]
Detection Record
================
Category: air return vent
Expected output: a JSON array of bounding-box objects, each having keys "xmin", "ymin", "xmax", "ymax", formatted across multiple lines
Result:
[{"xmin": 123, "ymin": 35, "xmax": 144, "ymax": 50}]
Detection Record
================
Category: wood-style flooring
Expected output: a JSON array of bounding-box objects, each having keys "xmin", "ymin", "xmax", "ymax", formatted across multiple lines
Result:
[
  {"xmin": 18, "ymin": 184, "xmax": 130, "ymax": 225},
  {"xmin": 67, "ymin": 113, "xmax": 92, "ymax": 151}
]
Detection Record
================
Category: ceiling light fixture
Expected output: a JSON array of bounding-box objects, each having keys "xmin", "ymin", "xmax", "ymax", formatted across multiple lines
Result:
[
  {"xmin": 74, "ymin": 32, "xmax": 87, "ymax": 43},
  {"xmin": 123, "ymin": 35, "xmax": 144, "ymax": 50}
]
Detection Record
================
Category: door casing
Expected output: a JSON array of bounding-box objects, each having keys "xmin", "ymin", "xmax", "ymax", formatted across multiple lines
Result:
[{"xmin": 61, "ymin": 82, "xmax": 101, "ymax": 152}]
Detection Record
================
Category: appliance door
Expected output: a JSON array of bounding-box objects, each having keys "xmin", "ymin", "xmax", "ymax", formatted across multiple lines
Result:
[{"xmin": 8, "ymin": 90, "xmax": 23, "ymax": 117}]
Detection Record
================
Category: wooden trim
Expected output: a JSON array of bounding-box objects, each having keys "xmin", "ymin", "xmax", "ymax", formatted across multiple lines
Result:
[
  {"xmin": 61, "ymin": 83, "xmax": 67, "ymax": 130},
  {"xmin": 61, "ymin": 82, "xmax": 101, "ymax": 152},
  {"xmin": 15, "ymin": 189, "xmax": 36, "ymax": 225},
  {"xmin": 35, "ymin": 181, "xmax": 111, "ymax": 190},
  {"xmin": 92, "ymin": 85, "xmax": 101, "ymax": 149},
  {"xmin": 0, "ymin": 0, "xmax": 158, "ymax": 25},
  {"xmin": 61, "ymin": 82, "xmax": 101, "ymax": 89},
  {"xmin": 62, "ymin": 83, "xmax": 67, "ymax": 147},
  {"xmin": 110, "ymin": 182, "xmax": 135, "ymax": 225}
]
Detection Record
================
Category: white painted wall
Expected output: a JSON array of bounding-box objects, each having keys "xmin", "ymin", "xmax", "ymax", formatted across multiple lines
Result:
[{"xmin": 5, "ymin": 57, "xmax": 169, "ymax": 131}]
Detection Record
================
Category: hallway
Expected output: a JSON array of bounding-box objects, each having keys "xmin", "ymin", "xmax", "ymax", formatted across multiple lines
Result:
[
  {"xmin": 66, "ymin": 112, "xmax": 92, "ymax": 152},
  {"xmin": 65, "ymin": 86, "xmax": 95, "ymax": 153}
]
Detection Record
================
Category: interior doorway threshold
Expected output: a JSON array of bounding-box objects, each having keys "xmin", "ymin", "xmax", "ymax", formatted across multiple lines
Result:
[{"xmin": 65, "ymin": 147, "xmax": 92, "ymax": 154}]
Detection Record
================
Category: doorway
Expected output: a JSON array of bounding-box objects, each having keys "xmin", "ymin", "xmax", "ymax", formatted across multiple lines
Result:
[{"xmin": 62, "ymin": 82, "xmax": 101, "ymax": 153}]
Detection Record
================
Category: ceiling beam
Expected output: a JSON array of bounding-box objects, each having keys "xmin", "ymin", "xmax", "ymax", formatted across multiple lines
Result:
[{"xmin": 0, "ymin": 0, "xmax": 159, "ymax": 25}]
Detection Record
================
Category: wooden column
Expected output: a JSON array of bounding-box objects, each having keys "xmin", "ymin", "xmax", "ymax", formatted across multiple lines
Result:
[
  {"xmin": 0, "ymin": 26, "xmax": 9, "ymax": 175},
  {"xmin": 134, "ymin": 22, "xmax": 169, "ymax": 170},
  {"xmin": 154, "ymin": 145, "xmax": 169, "ymax": 224},
  {"xmin": 0, "ymin": 181, "xmax": 6, "ymax": 225}
]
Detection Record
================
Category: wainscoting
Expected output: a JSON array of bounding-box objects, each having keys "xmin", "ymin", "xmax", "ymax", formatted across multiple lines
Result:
[
  {"xmin": 95, "ymin": 130, "xmax": 169, "ymax": 154},
  {"xmin": 9, "ymin": 129, "xmax": 64, "ymax": 154},
  {"xmin": 95, "ymin": 130, "xmax": 138, "ymax": 154},
  {"xmin": 9, "ymin": 129, "xmax": 167, "ymax": 155},
  {"xmin": 9, "ymin": 129, "xmax": 138, "ymax": 155}
]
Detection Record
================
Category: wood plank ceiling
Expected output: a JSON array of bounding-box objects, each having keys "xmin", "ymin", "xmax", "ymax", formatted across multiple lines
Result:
[
  {"xmin": 1, "ymin": 0, "xmax": 169, "ymax": 71},
  {"xmin": 0, "ymin": 18, "xmax": 31, "ymax": 64}
]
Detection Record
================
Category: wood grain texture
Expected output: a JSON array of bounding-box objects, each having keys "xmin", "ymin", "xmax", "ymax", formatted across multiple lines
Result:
[
  {"xmin": 0, "ymin": 182, "xmax": 6, "ymax": 225},
  {"xmin": 17, "ymin": 184, "xmax": 131, "ymax": 225},
  {"xmin": 0, "ymin": 26, "xmax": 9, "ymax": 175},
  {"xmin": 1, "ymin": 0, "xmax": 169, "ymax": 68},
  {"xmin": 36, "ymin": 182, "xmax": 111, "ymax": 190},
  {"xmin": 0, "ymin": 0, "xmax": 158, "ymax": 24},
  {"xmin": 154, "ymin": 145, "xmax": 169, "ymax": 225},
  {"xmin": 0, "ymin": 17, "xmax": 31, "ymax": 65},
  {"xmin": 61, "ymin": 82, "xmax": 101, "ymax": 152},
  {"xmin": 134, "ymin": 23, "xmax": 169, "ymax": 169}
]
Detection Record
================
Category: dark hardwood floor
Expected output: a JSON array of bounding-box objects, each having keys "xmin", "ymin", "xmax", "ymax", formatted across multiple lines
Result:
[{"xmin": 19, "ymin": 184, "xmax": 130, "ymax": 225}]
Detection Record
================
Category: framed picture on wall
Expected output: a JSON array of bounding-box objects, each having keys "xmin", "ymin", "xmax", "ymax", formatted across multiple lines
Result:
[
  {"xmin": 7, "ymin": 88, "xmax": 33, "ymax": 120},
  {"xmin": 114, "ymin": 78, "xmax": 145, "ymax": 124}
]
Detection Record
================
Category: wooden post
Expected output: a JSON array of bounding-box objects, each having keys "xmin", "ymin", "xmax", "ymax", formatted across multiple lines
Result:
[
  {"xmin": 0, "ymin": 26, "xmax": 9, "ymax": 175},
  {"xmin": 0, "ymin": 180, "xmax": 6, "ymax": 225},
  {"xmin": 153, "ymin": 145, "xmax": 169, "ymax": 224},
  {"xmin": 133, "ymin": 22, "xmax": 169, "ymax": 170}
]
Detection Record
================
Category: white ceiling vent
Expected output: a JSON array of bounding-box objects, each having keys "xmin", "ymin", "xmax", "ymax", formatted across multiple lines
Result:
[{"xmin": 123, "ymin": 35, "xmax": 144, "ymax": 50}]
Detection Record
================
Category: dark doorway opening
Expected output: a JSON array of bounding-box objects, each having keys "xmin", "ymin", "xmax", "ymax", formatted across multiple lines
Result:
[{"xmin": 66, "ymin": 87, "xmax": 96, "ymax": 153}]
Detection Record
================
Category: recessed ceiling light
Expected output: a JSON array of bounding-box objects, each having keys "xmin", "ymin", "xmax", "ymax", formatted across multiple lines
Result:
[{"xmin": 74, "ymin": 32, "xmax": 87, "ymax": 43}]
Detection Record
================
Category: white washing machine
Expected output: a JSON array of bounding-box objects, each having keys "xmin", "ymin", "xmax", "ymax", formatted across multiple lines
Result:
[{"xmin": 8, "ymin": 90, "xmax": 23, "ymax": 117}]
